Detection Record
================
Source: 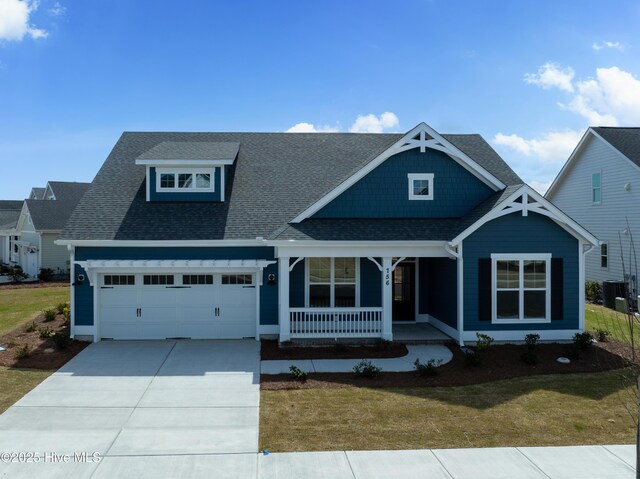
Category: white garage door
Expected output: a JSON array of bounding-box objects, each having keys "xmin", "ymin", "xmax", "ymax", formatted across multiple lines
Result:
[{"xmin": 99, "ymin": 272, "xmax": 257, "ymax": 340}]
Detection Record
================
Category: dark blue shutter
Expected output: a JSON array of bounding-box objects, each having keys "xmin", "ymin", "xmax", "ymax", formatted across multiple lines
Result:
[
  {"xmin": 551, "ymin": 258, "xmax": 563, "ymax": 320},
  {"xmin": 478, "ymin": 258, "xmax": 492, "ymax": 321}
]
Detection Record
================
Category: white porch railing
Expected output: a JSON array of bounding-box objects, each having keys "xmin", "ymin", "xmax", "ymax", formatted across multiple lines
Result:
[{"xmin": 289, "ymin": 307, "xmax": 384, "ymax": 339}]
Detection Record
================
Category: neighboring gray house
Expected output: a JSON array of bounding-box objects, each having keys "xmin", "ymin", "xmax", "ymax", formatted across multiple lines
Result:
[
  {"xmin": 546, "ymin": 127, "xmax": 640, "ymax": 298},
  {"xmin": 0, "ymin": 200, "xmax": 23, "ymax": 265},
  {"xmin": 14, "ymin": 181, "xmax": 90, "ymax": 278}
]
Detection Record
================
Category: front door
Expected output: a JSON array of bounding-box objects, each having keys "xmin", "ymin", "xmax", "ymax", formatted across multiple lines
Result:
[{"xmin": 392, "ymin": 260, "xmax": 415, "ymax": 321}]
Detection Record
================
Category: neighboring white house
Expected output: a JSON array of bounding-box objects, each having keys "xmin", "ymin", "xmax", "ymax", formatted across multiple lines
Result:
[
  {"xmin": 13, "ymin": 181, "xmax": 90, "ymax": 278},
  {"xmin": 0, "ymin": 201, "xmax": 23, "ymax": 265},
  {"xmin": 546, "ymin": 127, "xmax": 640, "ymax": 297}
]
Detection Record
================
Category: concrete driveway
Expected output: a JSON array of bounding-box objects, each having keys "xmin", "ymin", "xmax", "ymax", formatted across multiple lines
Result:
[{"xmin": 0, "ymin": 340, "xmax": 260, "ymax": 478}]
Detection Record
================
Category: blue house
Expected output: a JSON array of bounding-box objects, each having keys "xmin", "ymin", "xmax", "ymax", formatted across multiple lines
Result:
[{"xmin": 57, "ymin": 123, "xmax": 598, "ymax": 344}]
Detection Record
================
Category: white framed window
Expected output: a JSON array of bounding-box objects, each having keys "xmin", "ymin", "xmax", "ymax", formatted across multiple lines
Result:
[
  {"xmin": 156, "ymin": 168, "xmax": 215, "ymax": 193},
  {"xmin": 104, "ymin": 275, "xmax": 136, "ymax": 286},
  {"xmin": 600, "ymin": 243, "xmax": 608, "ymax": 269},
  {"xmin": 592, "ymin": 172, "xmax": 601, "ymax": 204},
  {"xmin": 491, "ymin": 254, "xmax": 551, "ymax": 324},
  {"xmin": 143, "ymin": 274, "xmax": 174, "ymax": 285},
  {"xmin": 306, "ymin": 257, "xmax": 358, "ymax": 308},
  {"xmin": 221, "ymin": 274, "xmax": 253, "ymax": 285},
  {"xmin": 408, "ymin": 173, "xmax": 434, "ymax": 200}
]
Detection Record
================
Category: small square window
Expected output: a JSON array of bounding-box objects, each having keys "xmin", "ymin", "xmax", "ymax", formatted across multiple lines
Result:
[
  {"xmin": 592, "ymin": 172, "xmax": 601, "ymax": 203},
  {"xmin": 195, "ymin": 173, "xmax": 211, "ymax": 188},
  {"xmin": 160, "ymin": 174, "xmax": 175, "ymax": 189},
  {"xmin": 408, "ymin": 173, "xmax": 434, "ymax": 200},
  {"xmin": 178, "ymin": 173, "xmax": 193, "ymax": 188}
]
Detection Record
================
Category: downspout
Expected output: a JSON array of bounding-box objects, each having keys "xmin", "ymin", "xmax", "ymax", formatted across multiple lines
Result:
[{"xmin": 446, "ymin": 242, "xmax": 465, "ymax": 346}]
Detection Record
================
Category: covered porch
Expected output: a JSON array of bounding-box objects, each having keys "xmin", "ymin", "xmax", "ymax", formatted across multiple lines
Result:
[{"xmin": 275, "ymin": 243, "xmax": 463, "ymax": 344}]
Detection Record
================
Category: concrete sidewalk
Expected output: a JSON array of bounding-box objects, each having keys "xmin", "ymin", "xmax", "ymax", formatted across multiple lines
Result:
[
  {"xmin": 259, "ymin": 445, "xmax": 636, "ymax": 479},
  {"xmin": 261, "ymin": 344, "xmax": 453, "ymax": 374}
]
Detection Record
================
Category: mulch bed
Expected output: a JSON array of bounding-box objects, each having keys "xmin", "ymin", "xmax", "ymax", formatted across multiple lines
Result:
[
  {"xmin": 261, "ymin": 339, "xmax": 634, "ymax": 390},
  {"xmin": 0, "ymin": 310, "xmax": 88, "ymax": 370},
  {"xmin": 0, "ymin": 281, "xmax": 68, "ymax": 290},
  {"xmin": 261, "ymin": 339, "xmax": 409, "ymax": 360}
]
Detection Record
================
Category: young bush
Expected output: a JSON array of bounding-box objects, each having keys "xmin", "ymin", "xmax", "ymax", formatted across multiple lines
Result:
[
  {"xmin": 39, "ymin": 326, "xmax": 53, "ymax": 339},
  {"xmin": 475, "ymin": 333, "xmax": 494, "ymax": 352},
  {"xmin": 585, "ymin": 280, "xmax": 603, "ymax": 303},
  {"xmin": 25, "ymin": 321, "xmax": 38, "ymax": 333},
  {"xmin": 521, "ymin": 333, "xmax": 540, "ymax": 365},
  {"xmin": 573, "ymin": 332, "xmax": 594, "ymax": 351},
  {"xmin": 14, "ymin": 345, "xmax": 29, "ymax": 359},
  {"xmin": 463, "ymin": 349, "xmax": 482, "ymax": 366},
  {"xmin": 62, "ymin": 307, "xmax": 70, "ymax": 323},
  {"xmin": 8, "ymin": 266, "xmax": 27, "ymax": 282},
  {"xmin": 289, "ymin": 365, "xmax": 308, "ymax": 382},
  {"xmin": 414, "ymin": 358, "xmax": 443, "ymax": 377},
  {"xmin": 56, "ymin": 302, "xmax": 69, "ymax": 315},
  {"xmin": 38, "ymin": 268, "xmax": 54, "ymax": 282},
  {"xmin": 595, "ymin": 328, "xmax": 611, "ymax": 342},
  {"xmin": 53, "ymin": 332, "xmax": 70, "ymax": 350},
  {"xmin": 353, "ymin": 359, "xmax": 382, "ymax": 378},
  {"xmin": 43, "ymin": 309, "xmax": 57, "ymax": 322}
]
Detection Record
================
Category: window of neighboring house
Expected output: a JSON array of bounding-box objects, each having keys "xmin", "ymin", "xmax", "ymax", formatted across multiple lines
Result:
[
  {"xmin": 492, "ymin": 254, "xmax": 551, "ymax": 323},
  {"xmin": 592, "ymin": 172, "xmax": 601, "ymax": 204},
  {"xmin": 308, "ymin": 257, "xmax": 357, "ymax": 307},
  {"xmin": 157, "ymin": 168, "xmax": 214, "ymax": 192},
  {"xmin": 601, "ymin": 243, "xmax": 608, "ymax": 269},
  {"xmin": 407, "ymin": 173, "xmax": 434, "ymax": 200}
]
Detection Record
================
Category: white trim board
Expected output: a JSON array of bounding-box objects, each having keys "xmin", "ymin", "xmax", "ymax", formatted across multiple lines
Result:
[{"xmin": 290, "ymin": 122, "xmax": 506, "ymax": 223}]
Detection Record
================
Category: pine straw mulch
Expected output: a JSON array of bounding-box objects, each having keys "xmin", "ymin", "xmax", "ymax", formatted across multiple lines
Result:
[
  {"xmin": 261, "ymin": 338, "xmax": 634, "ymax": 390},
  {"xmin": 0, "ymin": 310, "xmax": 88, "ymax": 370}
]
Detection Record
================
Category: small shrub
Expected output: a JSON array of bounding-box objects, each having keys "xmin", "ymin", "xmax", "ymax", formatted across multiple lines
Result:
[
  {"xmin": 38, "ymin": 268, "xmax": 54, "ymax": 282},
  {"xmin": 524, "ymin": 333, "xmax": 540, "ymax": 349},
  {"xmin": 353, "ymin": 359, "xmax": 382, "ymax": 378},
  {"xmin": 43, "ymin": 309, "xmax": 57, "ymax": 322},
  {"xmin": 39, "ymin": 326, "xmax": 53, "ymax": 339},
  {"xmin": 56, "ymin": 302, "xmax": 69, "ymax": 315},
  {"xmin": 463, "ymin": 348, "xmax": 482, "ymax": 367},
  {"xmin": 585, "ymin": 280, "xmax": 603, "ymax": 303},
  {"xmin": 414, "ymin": 358, "xmax": 443, "ymax": 376},
  {"xmin": 475, "ymin": 333, "xmax": 494, "ymax": 352},
  {"xmin": 573, "ymin": 332, "xmax": 594, "ymax": 351},
  {"xmin": 14, "ymin": 345, "xmax": 29, "ymax": 359},
  {"xmin": 289, "ymin": 365, "xmax": 308, "ymax": 382},
  {"xmin": 595, "ymin": 328, "xmax": 611, "ymax": 342},
  {"xmin": 62, "ymin": 307, "xmax": 70, "ymax": 323},
  {"xmin": 25, "ymin": 321, "xmax": 38, "ymax": 333},
  {"xmin": 53, "ymin": 332, "xmax": 70, "ymax": 350},
  {"xmin": 8, "ymin": 266, "xmax": 27, "ymax": 282}
]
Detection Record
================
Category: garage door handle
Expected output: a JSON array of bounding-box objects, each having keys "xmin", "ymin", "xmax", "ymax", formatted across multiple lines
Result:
[
  {"xmin": 166, "ymin": 286, "xmax": 191, "ymax": 289},
  {"xmin": 243, "ymin": 286, "xmax": 255, "ymax": 289}
]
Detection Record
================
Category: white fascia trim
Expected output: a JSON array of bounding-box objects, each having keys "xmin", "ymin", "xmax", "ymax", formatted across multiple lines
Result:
[
  {"xmin": 290, "ymin": 122, "xmax": 505, "ymax": 223},
  {"xmin": 270, "ymin": 240, "xmax": 448, "ymax": 247},
  {"xmin": 55, "ymin": 239, "xmax": 270, "ymax": 247},
  {"xmin": 135, "ymin": 159, "xmax": 235, "ymax": 166},
  {"xmin": 450, "ymin": 184, "xmax": 599, "ymax": 246},
  {"xmin": 462, "ymin": 330, "xmax": 581, "ymax": 343},
  {"xmin": 44, "ymin": 182, "xmax": 56, "ymax": 200}
]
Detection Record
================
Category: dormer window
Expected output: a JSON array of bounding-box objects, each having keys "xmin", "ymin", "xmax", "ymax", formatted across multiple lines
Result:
[{"xmin": 157, "ymin": 168, "xmax": 215, "ymax": 192}]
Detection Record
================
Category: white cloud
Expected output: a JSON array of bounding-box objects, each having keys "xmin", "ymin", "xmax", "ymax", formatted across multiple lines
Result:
[
  {"xmin": 349, "ymin": 112, "xmax": 399, "ymax": 133},
  {"xmin": 592, "ymin": 41, "xmax": 624, "ymax": 51},
  {"xmin": 286, "ymin": 112, "xmax": 399, "ymax": 134},
  {"xmin": 524, "ymin": 62, "xmax": 575, "ymax": 93},
  {"xmin": 493, "ymin": 130, "xmax": 583, "ymax": 164},
  {"xmin": 0, "ymin": 0, "xmax": 48, "ymax": 41},
  {"xmin": 529, "ymin": 180, "xmax": 552, "ymax": 195},
  {"xmin": 285, "ymin": 122, "xmax": 339, "ymax": 133},
  {"xmin": 561, "ymin": 67, "xmax": 640, "ymax": 126}
]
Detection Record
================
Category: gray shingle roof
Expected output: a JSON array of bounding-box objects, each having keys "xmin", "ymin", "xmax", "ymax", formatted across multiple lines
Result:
[
  {"xmin": 0, "ymin": 200, "xmax": 23, "ymax": 230},
  {"xmin": 60, "ymin": 131, "xmax": 523, "ymax": 241},
  {"xmin": 30, "ymin": 188, "xmax": 45, "ymax": 200},
  {"xmin": 25, "ymin": 182, "xmax": 90, "ymax": 231},
  {"xmin": 136, "ymin": 141, "xmax": 240, "ymax": 161},
  {"xmin": 592, "ymin": 127, "xmax": 640, "ymax": 169}
]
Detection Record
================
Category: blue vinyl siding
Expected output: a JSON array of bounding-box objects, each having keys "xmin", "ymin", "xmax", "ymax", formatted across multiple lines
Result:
[
  {"xmin": 313, "ymin": 148, "xmax": 494, "ymax": 218},
  {"xmin": 74, "ymin": 246, "xmax": 277, "ymax": 326},
  {"xmin": 360, "ymin": 258, "xmax": 382, "ymax": 307},
  {"xmin": 463, "ymin": 213, "xmax": 579, "ymax": 331},
  {"xmin": 419, "ymin": 258, "xmax": 457, "ymax": 328},
  {"xmin": 289, "ymin": 259, "xmax": 305, "ymax": 308},
  {"xmin": 149, "ymin": 167, "xmax": 222, "ymax": 202}
]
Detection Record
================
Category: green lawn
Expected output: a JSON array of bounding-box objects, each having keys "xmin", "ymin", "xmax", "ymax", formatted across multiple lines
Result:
[
  {"xmin": 260, "ymin": 370, "xmax": 635, "ymax": 452},
  {"xmin": 586, "ymin": 303, "xmax": 640, "ymax": 346},
  {"xmin": 0, "ymin": 367, "xmax": 52, "ymax": 414},
  {"xmin": 0, "ymin": 286, "xmax": 68, "ymax": 337}
]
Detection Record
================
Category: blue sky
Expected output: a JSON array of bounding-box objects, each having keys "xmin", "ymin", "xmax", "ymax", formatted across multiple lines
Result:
[{"xmin": 1, "ymin": 0, "xmax": 639, "ymax": 199}]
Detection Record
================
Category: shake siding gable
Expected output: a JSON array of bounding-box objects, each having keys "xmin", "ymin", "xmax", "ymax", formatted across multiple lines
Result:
[
  {"xmin": 313, "ymin": 148, "xmax": 494, "ymax": 218},
  {"xmin": 463, "ymin": 213, "xmax": 579, "ymax": 332}
]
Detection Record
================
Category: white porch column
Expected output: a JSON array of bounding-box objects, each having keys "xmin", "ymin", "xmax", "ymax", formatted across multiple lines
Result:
[
  {"xmin": 382, "ymin": 257, "xmax": 393, "ymax": 341},
  {"xmin": 278, "ymin": 257, "xmax": 291, "ymax": 342},
  {"xmin": 456, "ymin": 243, "xmax": 464, "ymax": 346}
]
